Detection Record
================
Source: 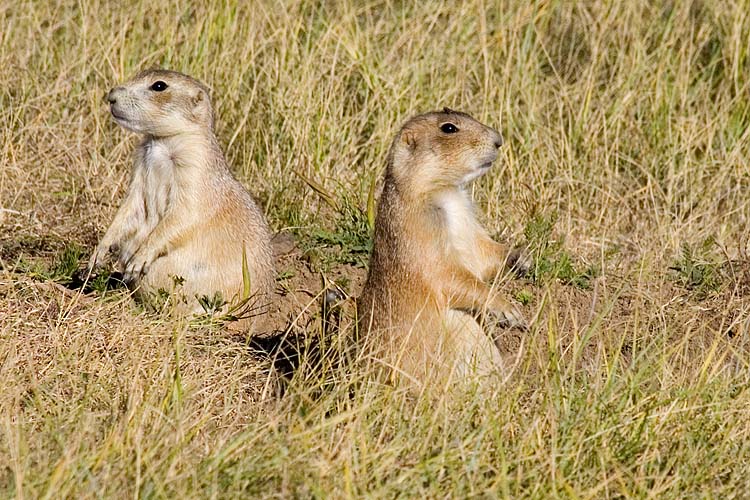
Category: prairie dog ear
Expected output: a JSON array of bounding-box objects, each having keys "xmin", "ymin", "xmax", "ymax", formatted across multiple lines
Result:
[
  {"xmin": 192, "ymin": 88, "xmax": 207, "ymax": 108},
  {"xmin": 191, "ymin": 89, "xmax": 213, "ymax": 127},
  {"xmin": 401, "ymin": 129, "xmax": 417, "ymax": 150}
]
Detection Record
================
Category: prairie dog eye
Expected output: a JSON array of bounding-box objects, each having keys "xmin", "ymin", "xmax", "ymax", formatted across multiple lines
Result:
[
  {"xmin": 150, "ymin": 81, "xmax": 168, "ymax": 92},
  {"xmin": 440, "ymin": 123, "xmax": 458, "ymax": 134}
]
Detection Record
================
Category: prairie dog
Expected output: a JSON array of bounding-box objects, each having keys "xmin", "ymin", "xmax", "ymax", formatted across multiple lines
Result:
[
  {"xmin": 358, "ymin": 108, "xmax": 527, "ymax": 390},
  {"xmin": 89, "ymin": 69, "xmax": 275, "ymax": 322}
]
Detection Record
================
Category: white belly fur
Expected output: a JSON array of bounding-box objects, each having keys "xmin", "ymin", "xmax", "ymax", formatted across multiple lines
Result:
[{"xmin": 434, "ymin": 189, "xmax": 484, "ymax": 277}]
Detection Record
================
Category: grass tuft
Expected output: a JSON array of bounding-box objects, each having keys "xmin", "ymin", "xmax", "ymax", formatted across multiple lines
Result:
[{"xmin": 523, "ymin": 212, "xmax": 599, "ymax": 289}]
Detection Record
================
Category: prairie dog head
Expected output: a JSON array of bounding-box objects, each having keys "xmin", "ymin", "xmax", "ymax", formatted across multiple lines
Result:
[
  {"xmin": 387, "ymin": 108, "xmax": 504, "ymax": 192},
  {"xmin": 106, "ymin": 69, "xmax": 214, "ymax": 137}
]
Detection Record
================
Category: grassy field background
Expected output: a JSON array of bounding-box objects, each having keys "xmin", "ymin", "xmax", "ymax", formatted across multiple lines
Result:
[{"xmin": 2, "ymin": 0, "xmax": 750, "ymax": 497}]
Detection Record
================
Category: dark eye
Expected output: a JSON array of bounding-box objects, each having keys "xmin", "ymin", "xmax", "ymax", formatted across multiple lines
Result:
[
  {"xmin": 440, "ymin": 123, "xmax": 458, "ymax": 134},
  {"xmin": 150, "ymin": 81, "xmax": 168, "ymax": 92}
]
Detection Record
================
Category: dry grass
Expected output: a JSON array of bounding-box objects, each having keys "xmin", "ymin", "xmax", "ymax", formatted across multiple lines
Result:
[{"xmin": 2, "ymin": 0, "xmax": 750, "ymax": 497}]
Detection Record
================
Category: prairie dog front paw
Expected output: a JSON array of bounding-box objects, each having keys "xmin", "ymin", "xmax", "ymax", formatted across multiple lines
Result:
[
  {"xmin": 487, "ymin": 303, "xmax": 528, "ymax": 331},
  {"xmin": 89, "ymin": 242, "xmax": 118, "ymax": 272},
  {"xmin": 507, "ymin": 247, "xmax": 532, "ymax": 276},
  {"xmin": 123, "ymin": 252, "xmax": 151, "ymax": 285}
]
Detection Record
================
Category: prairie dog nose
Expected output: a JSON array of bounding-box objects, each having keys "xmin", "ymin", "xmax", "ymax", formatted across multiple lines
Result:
[
  {"xmin": 491, "ymin": 130, "xmax": 504, "ymax": 149},
  {"xmin": 107, "ymin": 86, "xmax": 125, "ymax": 104}
]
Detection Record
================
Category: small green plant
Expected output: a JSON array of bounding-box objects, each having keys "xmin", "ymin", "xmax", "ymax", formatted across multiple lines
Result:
[
  {"xmin": 300, "ymin": 196, "xmax": 373, "ymax": 270},
  {"xmin": 191, "ymin": 290, "xmax": 267, "ymax": 329},
  {"xmin": 89, "ymin": 270, "xmax": 117, "ymax": 294},
  {"xmin": 49, "ymin": 244, "xmax": 85, "ymax": 283},
  {"xmin": 136, "ymin": 276, "xmax": 188, "ymax": 312},
  {"xmin": 523, "ymin": 213, "xmax": 599, "ymax": 289},
  {"xmin": 16, "ymin": 244, "xmax": 91, "ymax": 287},
  {"xmin": 277, "ymin": 269, "xmax": 295, "ymax": 282},
  {"xmin": 514, "ymin": 288, "xmax": 534, "ymax": 305},
  {"xmin": 197, "ymin": 291, "xmax": 227, "ymax": 314},
  {"xmin": 670, "ymin": 238, "xmax": 724, "ymax": 297},
  {"xmin": 151, "ymin": 287, "xmax": 174, "ymax": 311}
]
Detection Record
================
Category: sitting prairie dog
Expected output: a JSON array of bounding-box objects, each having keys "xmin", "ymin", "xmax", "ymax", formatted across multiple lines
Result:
[
  {"xmin": 89, "ymin": 69, "xmax": 275, "ymax": 323},
  {"xmin": 357, "ymin": 108, "xmax": 528, "ymax": 390}
]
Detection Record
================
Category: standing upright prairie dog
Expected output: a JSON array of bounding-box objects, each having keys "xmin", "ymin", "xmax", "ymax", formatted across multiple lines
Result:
[
  {"xmin": 358, "ymin": 108, "xmax": 528, "ymax": 390},
  {"xmin": 89, "ymin": 69, "xmax": 275, "ymax": 322}
]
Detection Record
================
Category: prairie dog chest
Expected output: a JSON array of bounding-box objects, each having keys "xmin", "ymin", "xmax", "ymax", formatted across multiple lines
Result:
[
  {"xmin": 434, "ymin": 190, "xmax": 482, "ymax": 272},
  {"xmin": 435, "ymin": 190, "xmax": 479, "ymax": 244},
  {"xmin": 140, "ymin": 141, "xmax": 176, "ymax": 221}
]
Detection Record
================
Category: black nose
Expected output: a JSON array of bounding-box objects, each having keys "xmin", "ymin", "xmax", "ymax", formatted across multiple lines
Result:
[
  {"xmin": 107, "ymin": 91, "xmax": 116, "ymax": 104},
  {"xmin": 494, "ymin": 137, "xmax": 503, "ymax": 148}
]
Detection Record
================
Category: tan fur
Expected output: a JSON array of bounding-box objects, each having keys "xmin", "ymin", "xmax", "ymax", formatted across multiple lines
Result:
[
  {"xmin": 358, "ymin": 109, "xmax": 527, "ymax": 391},
  {"xmin": 89, "ymin": 69, "xmax": 275, "ymax": 325}
]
